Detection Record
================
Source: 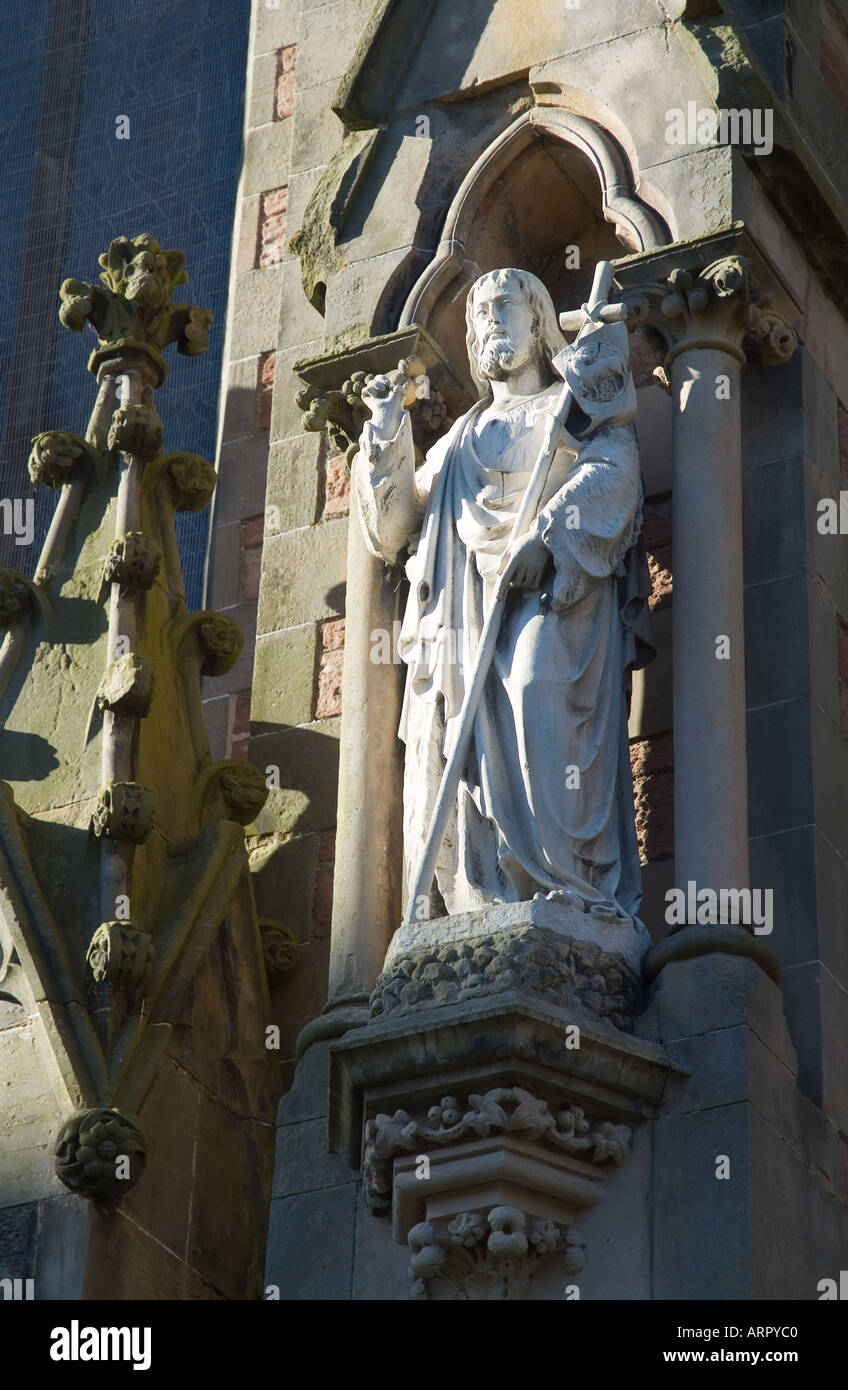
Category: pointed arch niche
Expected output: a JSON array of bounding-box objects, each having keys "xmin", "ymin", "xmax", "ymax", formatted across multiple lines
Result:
[{"xmin": 400, "ymin": 106, "xmax": 670, "ymax": 395}]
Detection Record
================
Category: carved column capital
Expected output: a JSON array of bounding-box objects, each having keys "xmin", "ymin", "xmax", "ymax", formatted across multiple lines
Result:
[{"xmin": 620, "ymin": 255, "xmax": 798, "ymax": 374}]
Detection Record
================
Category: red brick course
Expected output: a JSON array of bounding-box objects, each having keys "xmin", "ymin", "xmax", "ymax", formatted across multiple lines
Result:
[
  {"xmin": 315, "ymin": 619, "xmax": 345, "ymax": 719},
  {"xmin": 642, "ymin": 496, "xmax": 672, "ymax": 610},
  {"xmin": 630, "ymin": 732, "xmax": 674, "ymax": 862},
  {"xmin": 275, "ymin": 45, "xmax": 297, "ymax": 120},
  {"xmin": 258, "ymin": 187, "xmax": 287, "ymax": 268},
  {"xmin": 258, "ymin": 351, "xmax": 276, "ymax": 430}
]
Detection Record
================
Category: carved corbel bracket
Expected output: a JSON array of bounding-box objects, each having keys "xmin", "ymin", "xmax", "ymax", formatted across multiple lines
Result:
[
  {"xmin": 330, "ymin": 993, "xmax": 685, "ymax": 1299},
  {"xmin": 294, "ymin": 324, "xmax": 463, "ymax": 466},
  {"xmin": 612, "ymin": 224, "xmax": 800, "ymax": 375}
]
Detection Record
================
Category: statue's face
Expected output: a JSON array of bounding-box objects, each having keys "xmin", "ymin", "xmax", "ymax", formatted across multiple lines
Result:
[
  {"xmin": 124, "ymin": 249, "xmax": 170, "ymax": 310},
  {"xmin": 472, "ymin": 276, "xmax": 539, "ymax": 381}
]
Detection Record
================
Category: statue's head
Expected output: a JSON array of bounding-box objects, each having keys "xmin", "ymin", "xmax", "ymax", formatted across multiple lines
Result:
[{"xmin": 465, "ymin": 268, "xmax": 565, "ymax": 394}]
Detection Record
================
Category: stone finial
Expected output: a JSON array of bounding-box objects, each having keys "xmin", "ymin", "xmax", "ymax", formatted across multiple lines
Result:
[{"xmin": 58, "ymin": 233, "xmax": 212, "ymax": 384}]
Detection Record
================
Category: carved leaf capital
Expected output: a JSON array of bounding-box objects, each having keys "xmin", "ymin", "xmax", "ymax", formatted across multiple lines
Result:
[{"xmin": 619, "ymin": 255, "xmax": 798, "ymax": 368}]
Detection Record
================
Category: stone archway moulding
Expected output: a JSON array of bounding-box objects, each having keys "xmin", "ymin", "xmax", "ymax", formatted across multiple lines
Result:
[{"xmin": 399, "ymin": 106, "xmax": 671, "ymax": 331}]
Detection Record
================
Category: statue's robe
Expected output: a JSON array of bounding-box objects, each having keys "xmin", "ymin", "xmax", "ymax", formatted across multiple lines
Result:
[{"xmin": 354, "ymin": 377, "xmax": 652, "ymax": 922}]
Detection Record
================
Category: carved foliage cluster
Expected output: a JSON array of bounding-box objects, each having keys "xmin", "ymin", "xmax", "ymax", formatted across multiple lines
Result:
[
  {"xmin": 297, "ymin": 360, "xmax": 449, "ymax": 464},
  {"xmin": 369, "ymin": 925, "xmax": 643, "ymax": 1031},
  {"xmin": 96, "ymin": 654, "xmax": 155, "ymax": 717},
  {"xmin": 622, "ymin": 256, "xmax": 798, "ymax": 365},
  {"xmin": 364, "ymin": 1086, "xmax": 632, "ymax": 1214},
  {"xmin": 260, "ymin": 921, "xmax": 300, "ymax": 982},
  {"xmin": 27, "ymin": 431, "xmax": 98, "ymax": 488},
  {"xmin": 91, "ymin": 782, "xmax": 155, "ymax": 844},
  {"xmin": 0, "ymin": 572, "xmax": 35, "ymax": 629},
  {"xmin": 408, "ymin": 1206, "xmax": 585, "ymax": 1300},
  {"xmin": 103, "ymin": 532, "xmax": 162, "ymax": 590},
  {"xmin": 107, "ymin": 404, "xmax": 163, "ymax": 460},
  {"xmin": 86, "ymin": 922, "xmax": 154, "ymax": 989}
]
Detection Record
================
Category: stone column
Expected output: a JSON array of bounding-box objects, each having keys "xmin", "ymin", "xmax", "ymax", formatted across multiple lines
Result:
[
  {"xmin": 291, "ymin": 328, "xmax": 449, "ymax": 1051},
  {"xmin": 619, "ymin": 253, "xmax": 797, "ymax": 978},
  {"xmin": 324, "ymin": 515, "xmax": 404, "ymax": 1019}
]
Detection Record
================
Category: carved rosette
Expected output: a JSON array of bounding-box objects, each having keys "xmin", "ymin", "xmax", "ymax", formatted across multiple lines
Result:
[
  {"xmin": 27, "ymin": 431, "xmax": 98, "ymax": 488},
  {"xmin": 408, "ymin": 1207, "xmax": 585, "ymax": 1300},
  {"xmin": 369, "ymin": 925, "xmax": 643, "ymax": 1032},
  {"xmin": 91, "ymin": 782, "xmax": 155, "ymax": 843},
  {"xmin": 55, "ymin": 1108, "xmax": 146, "ymax": 1200},
  {"xmin": 163, "ymin": 451, "xmax": 217, "ymax": 512},
  {"xmin": 364, "ymin": 1087, "xmax": 631, "ymax": 1215},
  {"xmin": 620, "ymin": 256, "xmax": 798, "ymax": 370},
  {"xmin": 260, "ymin": 921, "xmax": 300, "ymax": 981},
  {"xmin": 96, "ymin": 654, "xmax": 155, "ymax": 717},
  {"xmin": 107, "ymin": 403, "xmax": 163, "ymax": 460},
  {"xmin": 86, "ymin": 922, "xmax": 154, "ymax": 989},
  {"xmin": 103, "ymin": 532, "xmax": 162, "ymax": 589}
]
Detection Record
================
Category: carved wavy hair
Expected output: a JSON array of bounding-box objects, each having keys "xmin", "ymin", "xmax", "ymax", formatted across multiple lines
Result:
[{"xmin": 465, "ymin": 267, "xmax": 566, "ymax": 395}]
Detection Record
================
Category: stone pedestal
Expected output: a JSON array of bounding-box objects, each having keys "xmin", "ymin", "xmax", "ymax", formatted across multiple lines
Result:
[{"xmin": 326, "ymin": 901, "xmax": 683, "ymax": 1298}]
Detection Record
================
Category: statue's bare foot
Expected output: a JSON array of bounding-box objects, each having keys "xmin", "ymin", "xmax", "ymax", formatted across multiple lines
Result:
[
  {"xmin": 589, "ymin": 901, "xmax": 630, "ymax": 925},
  {"xmin": 533, "ymin": 888, "xmax": 585, "ymax": 911}
]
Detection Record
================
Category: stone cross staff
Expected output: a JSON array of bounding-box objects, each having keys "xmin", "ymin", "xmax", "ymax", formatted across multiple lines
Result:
[{"xmin": 401, "ymin": 259, "xmax": 627, "ymax": 925}]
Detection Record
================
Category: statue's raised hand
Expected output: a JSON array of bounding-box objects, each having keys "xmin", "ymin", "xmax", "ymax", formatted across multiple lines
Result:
[{"xmin": 360, "ymin": 372, "xmax": 411, "ymax": 440}]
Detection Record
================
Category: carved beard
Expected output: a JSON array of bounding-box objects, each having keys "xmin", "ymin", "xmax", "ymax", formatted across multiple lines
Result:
[{"xmin": 478, "ymin": 329, "xmax": 539, "ymax": 382}]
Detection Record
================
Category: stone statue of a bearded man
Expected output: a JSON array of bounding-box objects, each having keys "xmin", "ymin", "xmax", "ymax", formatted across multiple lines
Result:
[{"xmin": 355, "ymin": 268, "xmax": 652, "ymax": 941}]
